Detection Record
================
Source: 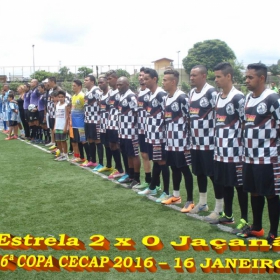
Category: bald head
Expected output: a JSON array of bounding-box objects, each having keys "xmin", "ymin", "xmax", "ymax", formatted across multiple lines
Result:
[
  {"xmin": 30, "ymin": 79, "xmax": 38, "ymax": 89},
  {"xmin": 117, "ymin": 76, "xmax": 130, "ymax": 94}
]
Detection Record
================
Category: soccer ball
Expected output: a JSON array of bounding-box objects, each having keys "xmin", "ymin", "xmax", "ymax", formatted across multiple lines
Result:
[{"xmin": 28, "ymin": 104, "xmax": 36, "ymax": 112}]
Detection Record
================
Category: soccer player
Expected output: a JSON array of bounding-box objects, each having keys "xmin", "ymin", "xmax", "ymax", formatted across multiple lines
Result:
[
  {"xmin": 117, "ymin": 77, "xmax": 141, "ymax": 188},
  {"xmin": 2, "ymin": 84, "xmax": 10, "ymax": 133},
  {"xmin": 37, "ymin": 83, "xmax": 48, "ymax": 144},
  {"xmin": 161, "ymin": 69, "xmax": 194, "ymax": 211},
  {"xmin": 5, "ymin": 92, "xmax": 18, "ymax": 140},
  {"xmin": 95, "ymin": 76, "xmax": 114, "ymax": 173},
  {"xmin": 188, "ymin": 65, "xmax": 224, "ymax": 220},
  {"xmin": 133, "ymin": 67, "xmax": 152, "ymax": 189},
  {"xmin": 29, "ymin": 79, "xmax": 40, "ymax": 143},
  {"xmin": 83, "ymin": 75, "xmax": 101, "ymax": 167},
  {"xmin": 106, "ymin": 70, "xmax": 126, "ymax": 180},
  {"xmin": 211, "ymin": 62, "xmax": 248, "ymax": 231},
  {"xmin": 138, "ymin": 68, "xmax": 170, "ymax": 200},
  {"xmin": 54, "ymin": 90, "xmax": 70, "ymax": 161},
  {"xmin": 23, "ymin": 83, "xmax": 31, "ymax": 139},
  {"xmin": 237, "ymin": 63, "xmax": 280, "ymax": 245},
  {"xmin": 70, "ymin": 79, "xmax": 86, "ymax": 163}
]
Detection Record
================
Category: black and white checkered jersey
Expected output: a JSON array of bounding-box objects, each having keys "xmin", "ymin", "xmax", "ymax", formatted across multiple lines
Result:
[
  {"xmin": 165, "ymin": 89, "xmax": 190, "ymax": 151},
  {"xmin": 107, "ymin": 89, "xmax": 121, "ymax": 131},
  {"xmin": 214, "ymin": 87, "xmax": 245, "ymax": 163},
  {"xmin": 243, "ymin": 89, "xmax": 280, "ymax": 164},
  {"xmin": 146, "ymin": 87, "xmax": 167, "ymax": 144},
  {"xmin": 84, "ymin": 86, "xmax": 101, "ymax": 124},
  {"xmin": 99, "ymin": 91, "xmax": 110, "ymax": 133},
  {"xmin": 189, "ymin": 83, "xmax": 217, "ymax": 150},
  {"xmin": 137, "ymin": 88, "xmax": 150, "ymax": 134},
  {"xmin": 118, "ymin": 89, "xmax": 138, "ymax": 139},
  {"xmin": 47, "ymin": 101, "xmax": 55, "ymax": 118}
]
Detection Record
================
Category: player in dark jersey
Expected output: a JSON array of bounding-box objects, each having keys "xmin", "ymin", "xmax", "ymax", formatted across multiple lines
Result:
[
  {"xmin": 237, "ymin": 63, "xmax": 280, "ymax": 246},
  {"xmin": 162, "ymin": 69, "xmax": 194, "ymax": 211},
  {"xmin": 29, "ymin": 79, "xmax": 40, "ymax": 143},
  {"xmin": 117, "ymin": 77, "xmax": 141, "ymax": 188},
  {"xmin": 209, "ymin": 62, "xmax": 248, "ymax": 232},
  {"xmin": 188, "ymin": 65, "xmax": 224, "ymax": 221},
  {"xmin": 138, "ymin": 68, "xmax": 170, "ymax": 200}
]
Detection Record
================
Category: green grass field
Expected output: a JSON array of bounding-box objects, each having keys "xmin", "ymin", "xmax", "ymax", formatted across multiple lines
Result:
[{"xmin": 0, "ymin": 132, "xmax": 279, "ymax": 279}]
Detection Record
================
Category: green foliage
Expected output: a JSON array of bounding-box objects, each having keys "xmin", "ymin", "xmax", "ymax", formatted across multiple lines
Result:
[
  {"xmin": 181, "ymin": 81, "xmax": 191, "ymax": 94},
  {"xmin": 183, "ymin": 39, "xmax": 236, "ymax": 73},
  {"xmin": 268, "ymin": 64, "xmax": 280, "ymax": 76},
  {"xmin": 129, "ymin": 74, "xmax": 139, "ymax": 93},
  {"xmin": 229, "ymin": 59, "xmax": 245, "ymax": 84},
  {"xmin": 116, "ymin": 69, "xmax": 130, "ymax": 78},
  {"xmin": 77, "ymin": 67, "xmax": 93, "ymax": 79},
  {"xmin": 8, "ymin": 81, "xmax": 22, "ymax": 92},
  {"xmin": 60, "ymin": 81, "xmax": 74, "ymax": 95},
  {"xmin": 58, "ymin": 66, "xmax": 75, "ymax": 81},
  {"xmin": 30, "ymin": 70, "xmax": 56, "ymax": 82},
  {"xmin": 207, "ymin": 70, "xmax": 216, "ymax": 81}
]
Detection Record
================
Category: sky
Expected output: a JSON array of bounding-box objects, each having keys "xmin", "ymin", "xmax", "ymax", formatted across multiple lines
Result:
[{"xmin": 1, "ymin": 0, "xmax": 279, "ymax": 77}]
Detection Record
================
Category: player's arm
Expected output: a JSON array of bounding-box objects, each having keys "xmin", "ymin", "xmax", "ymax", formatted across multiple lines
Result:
[{"xmin": 64, "ymin": 105, "xmax": 70, "ymax": 133}]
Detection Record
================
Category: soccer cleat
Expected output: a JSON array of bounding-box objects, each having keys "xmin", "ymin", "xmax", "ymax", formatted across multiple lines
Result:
[
  {"xmin": 11, "ymin": 135, "xmax": 18, "ymax": 139},
  {"xmin": 138, "ymin": 187, "xmax": 157, "ymax": 196},
  {"xmin": 93, "ymin": 164, "xmax": 104, "ymax": 171},
  {"xmin": 68, "ymin": 151, "xmax": 73, "ymax": 155},
  {"xmin": 218, "ymin": 213, "xmax": 235, "ymax": 224},
  {"xmin": 108, "ymin": 170, "xmax": 124, "ymax": 179},
  {"xmin": 135, "ymin": 182, "xmax": 150, "ymax": 189},
  {"xmin": 45, "ymin": 142, "xmax": 55, "ymax": 147},
  {"xmin": 48, "ymin": 145, "xmax": 57, "ymax": 150},
  {"xmin": 161, "ymin": 196, "xmax": 181, "ymax": 205},
  {"xmin": 189, "ymin": 203, "xmax": 209, "ymax": 214},
  {"xmin": 55, "ymin": 149, "xmax": 61, "ymax": 157},
  {"xmin": 97, "ymin": 166, "xmax": 114, "ymax": 173},
  {"xmin": 232, "ymin": 219, "xmax": 250, "ymax": 234},
  {"xmin": 181, "ymin": 201, "xmax": 195, "ymax": 213},
  {"xmin": 80, "ymin": 160, "xmax": 89, "ymax": 167},
  {"xmin": 266, "ymin": 232, "xmax": 277, "ymax": 249},
  {"xmin": 155, "ymin": 192, "xmax": 170, "ymax": 203},
  {"xmin": 117, "ymin": 174, "xmax": 130, "ymax": 182},
  {"xmin": 237, "ymin": 226, "xmax": 264, "ymax": 238},
  {"xmin": 204, "ymin": 211, "xmax": 222, "ymax": 223},
  {"xmin": 5, "ymin": 137, "xmax": 13, "ymax": 140},
  {"xmin": 128, "ymin": 180, "xmax": 140, "ymax": 189},
  {"xmin": 81, "ymin": 161, "xmax": 96, "ymax": 167},
  {"xmin": 54, "ymin": 155, "xmax": 62, "ymax": 161},
  {"xmin": 57, "ymin": 155, "xmax": 68, "ymax": 161}
]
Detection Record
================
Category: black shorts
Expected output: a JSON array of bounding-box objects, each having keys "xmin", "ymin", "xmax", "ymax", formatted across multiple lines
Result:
[
  {"xmin": 119, "ymin": 138, "xmax": 139, "ymax": 157},
  {"xmin": 148, "ymin": 143, "xmax": 166, "ymax": 161},
  {"xmin": 24, "ymin": 109, "xmax": 29, "ymax": 122},
  {"xmin": 49, "ymin": 117, "xmax": 55, "ymax": 130},
  {"xmin": 214, "ymin": 161, "xmax": 243, "ymax": 186},
  {"xmin": 9, "ymin": 120, "xmax": 17, "ymax": 127},
  {"xmin": 29, "ymin": 111, "xmax": 39, "ymax": 122},
  {"xmin": 191, "ymin": 149, "xmax": 214, "ymax": 176},
  {"xmin": 85, "ymin": 123, "xmax": 100, "ymax": 141},
  {"xmin": 38, "ymin": 111, "xmax": 46, "ymax": 125},
  {"xmin": 100, "ymin": 131, "xmax": 109, "ymax": 147},
  {"xmin": 138, "ymin": 134, "xmax": 148, "ymax": 153},
  {"xmin": 166, "ymin": 150, "xmax": 191, "ymax": 168},
  {"xmin": 107, "ymin": 129, "xmax": 118, "ymax": 144},
  {"xmin": 243, "ymin": 163, "xmax": 280, "ymax": 196}
]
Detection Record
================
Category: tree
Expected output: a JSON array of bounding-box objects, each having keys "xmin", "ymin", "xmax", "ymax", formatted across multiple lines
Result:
[
  {"xmin": 116, "ymin": 69, "xmax": 130, "ymax": 78},
  {"xmin": 268, "ymin": 64, "xmax": 280, "ymax": 76},
  {"xmin": 30, "ymin": 70, "xmax": 56, "ymax": 82},
  {"xmin": 183, "ymin": 39, "xmax": 236, "ymax": 73},
  {"xmin": 58, "ymin": 66, "xmax": 75, "ymax": 81},
  {"xmin": 77, "ymin": 67, "xmax": 93, "ymax": 78}
]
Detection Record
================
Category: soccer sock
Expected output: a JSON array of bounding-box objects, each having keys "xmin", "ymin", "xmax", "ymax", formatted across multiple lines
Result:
[
  {"xmin": 91, "ymin": 142, "xmax": 96, "ymax": 162},
  {"xmin": 134, "ymin": 172, "xmax": 140, "ymax": 183},
  {"xmin": 97, "ymin": 143, "xmax": 103, "ymax": 166},
  {"xmin": 105, "ymin": 147, "xmax": 112, "ymax": 168},
  {"xmin": 199, "ymin": 192, "xmax": 207, "ymax": 205},
  {"xmin": 38, "ymin": 128, "xmax": 43, "ymax": 140},
  {"xmin": 267, "ymin": 195, "xmax": 279, "ymax": 236},
  {"xmin": 89, "ymin": 142, "xmax": 96, "ymax": 163},
  {"xmin": 83, "ymin": 143, "xmax": 90, "ymax": 160},
  {"xmin": 43, "ymin": 129, "xmax": 48, "ymax": 142},
  {"xmin": 129, "ymin": 168, "xmax": 134, "ymax": 180},
  {"xmin": 197, "ymin": 174, "xmax": 207, "ymax": 193},
  {"xmin": 74, "ymin": 153, "xmax": 80, "ymax": 158},
  {"xmin": 173, "ymin": 190, "xmax": 180, "ymax": 197},
  {"xmin": 111, "ymin": 149, "xmax": 123, "ymax": 173},
  {"xmin": 145, "ymin": 172, "xmax": 152, "ymax": 184},
  {"xmin": 78, "ymin": 142, "xmax": 84, "ymax": 159},
  {"xmin": 214, "ymin": 198, "xmax": 224, "ymax": 214},
  {"xmin": 224, "ymin": 186, "xmax": 234, "ymax": 217},
  {"xmin": 251, "ymin": 195, "xmax": 265, "ymax": 231},
  {"xmin": 160, "ymin": 164, "xmax": 170, "ymax": 195},
  {"xmin": 171, "ymin": 166, "xmax": 181, "ymax": 191},
  {"xmin": 150, "ymin": 162, "xmax": 161, "ymax": 190},
  {"xmin": 235, "ymin": 186, "xmax": 248, "ymax": 221},
  {"xmin": 30, "ymin": 126, "xmax": 34, "ymax": 139},
  {"xmin": 181, "ymin": 166, "xmax": 194, "ymax": 202},
  {"xmin": 35, "ymin": 126, "xmax": 40, "ymax": 139},
  {"xmin": 121, "ymin": 151, "xmax": 129, "ymax": 174}
]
